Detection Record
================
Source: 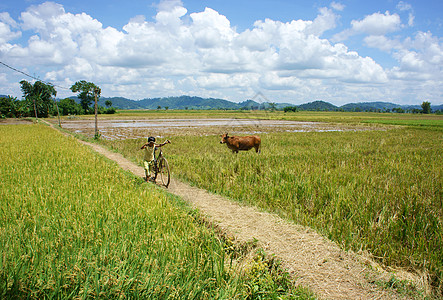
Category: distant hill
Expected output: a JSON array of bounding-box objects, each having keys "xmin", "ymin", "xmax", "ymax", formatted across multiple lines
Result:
[
  {"xmin": 137, "ymin": 96, "xmax": 240, "ymax": 110},
  {"xmin": 340, "ymin": 102, "xmax": 420, "ymax": 112},
  {"xmin": 298, "ymin": 100, "xmax": 338, "ymax": 111},
  {"xmin": 241, "ymin": 100, "xmax": 293, "ymax": 110},
  {"xmin": 97, "ymin": 97, "xmax": 144, "ymax": 110}
]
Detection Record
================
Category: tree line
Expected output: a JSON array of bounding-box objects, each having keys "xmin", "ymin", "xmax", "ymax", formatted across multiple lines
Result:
[{"xmin": 0, "ymin": 80, "xmax": 115, "ymax": 119}]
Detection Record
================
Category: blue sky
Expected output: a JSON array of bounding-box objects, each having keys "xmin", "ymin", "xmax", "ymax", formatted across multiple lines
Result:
[{"xmin": 0, "ymin": 0, "xmax": 442, "ymax": 105}]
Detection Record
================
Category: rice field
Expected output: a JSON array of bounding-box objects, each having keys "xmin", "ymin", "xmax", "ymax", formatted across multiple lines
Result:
[
  {"xmin": 97, "ymin": 112, "xmax": 443, "ymax": 296},
  {"xmin": 0, "ymin": 124, "xmax": 313, "ymax": 299}
]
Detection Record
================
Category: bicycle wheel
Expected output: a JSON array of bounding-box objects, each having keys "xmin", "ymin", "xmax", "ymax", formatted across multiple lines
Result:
[{"xmin": 158, "ymin": 157, "xmax": 170, "ymax": 187}]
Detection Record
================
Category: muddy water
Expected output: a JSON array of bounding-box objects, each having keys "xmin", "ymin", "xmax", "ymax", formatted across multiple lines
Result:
[{"xmin": 57, "ymin": 118, "xmax": 367, "ymax": 140}]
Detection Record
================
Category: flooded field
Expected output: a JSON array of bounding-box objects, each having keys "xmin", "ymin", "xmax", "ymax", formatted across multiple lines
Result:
[{"xmin": 55, "ymin": 118, "xmax": 373, "ymax": 140}]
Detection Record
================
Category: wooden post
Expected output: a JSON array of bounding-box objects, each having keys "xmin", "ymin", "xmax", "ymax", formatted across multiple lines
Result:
[
  {"xmin": 33, "ymin": 96, "xmax": 38, "ymax": 120},
  {"xmin": 94, "ymin": 88, "xmax": 98, "ymax": 138},
  {"xmin": 53, "ymin": 97, "xmax": 61, "ymax": 127}
]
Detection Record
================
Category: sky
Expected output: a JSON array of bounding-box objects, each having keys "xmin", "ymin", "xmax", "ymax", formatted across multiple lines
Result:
[{"xmin": 0, "ymin": 0, "xmax": 442, "ymax": 106}]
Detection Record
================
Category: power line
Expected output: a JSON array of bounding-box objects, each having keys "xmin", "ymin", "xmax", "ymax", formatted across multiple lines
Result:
[{"xmin": 0, "ymin": 60, "xmax": 71, "ymax": 90}]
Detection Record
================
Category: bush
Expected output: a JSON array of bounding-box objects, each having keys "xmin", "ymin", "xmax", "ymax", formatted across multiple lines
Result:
[
  {"xmin": 105, "ymin": 107, "xmax": 116, "ymax": 114},
  {"xmin": 283, "ymin": 106, "xmax": 298, "ymax": 112}
]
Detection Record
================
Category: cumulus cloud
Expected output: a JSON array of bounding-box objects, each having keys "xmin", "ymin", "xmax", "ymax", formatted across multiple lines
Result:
[
  {"xmin": 352, "ymin": 11, "xmax": 401, "ymax": 35},
  {"xmin": 394, "ymin": 32, "xmax": 443, "ymax": 75},
  {"xmin": 0, "ymin": 0, "xmax": 441, "ymax": 104},
  {"xmin": 333, "ymin": 11, "xmax": 401, "ymax": 41},
  {"xmin": 364, "ymin": 30, "xmax": 442, "ymax": 81},
  {"xmin": 306, "ymin": 7, "xmax": 339, "ymax": 36},
  {"xmin": 0, "ymin": 13, "xmax": 21, "ymax": 44}
]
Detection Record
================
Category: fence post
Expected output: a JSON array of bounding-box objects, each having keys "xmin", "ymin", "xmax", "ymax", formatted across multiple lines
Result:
[{"xmin": 94, "ymin": 88, "xmax": 98, "ymax": 138}]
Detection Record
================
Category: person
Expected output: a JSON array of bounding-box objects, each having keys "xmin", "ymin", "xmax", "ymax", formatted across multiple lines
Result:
[{"xmin": 140, "ymin": 136, "xmax": 171, "ymax": 182}]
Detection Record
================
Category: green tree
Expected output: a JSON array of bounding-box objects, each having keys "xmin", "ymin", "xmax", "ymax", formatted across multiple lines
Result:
[
  {"xmin": 20, "ymin": 80, "xmax": 57, "ymax": 118},
  {"xmin": 269, "ymin": 102, "xmax": 277, "ymax": 112},
  {"xmin": 70, "ymin": 80, "xmax": 101, "ymax": 114},
  {"xmin": 0, "ymin": 96, "xmax": 20, "ymax": 118},
  {"xmin": 105, "ymin": 100, "xmax": 112, "ymax": 107},
  {"xmin": 283, "ymin": 106, "xmax": 298, "ymax": 112},
  {"xmin": 421, "ymin": 101, "xmax": 431, "ymax": 114},
  {"xmin": 58, "ymin": 98, "xmax": 83, "ymax": 115}
]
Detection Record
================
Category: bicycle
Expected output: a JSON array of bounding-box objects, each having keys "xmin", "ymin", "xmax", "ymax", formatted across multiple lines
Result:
[{"xmin": 148, "ymin": 148, "xmax": 171, "ymax": 188}]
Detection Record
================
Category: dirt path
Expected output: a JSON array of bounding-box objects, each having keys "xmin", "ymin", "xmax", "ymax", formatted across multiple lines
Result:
[{"xmin": 40, "ymin": 120, "xmax": 415, "ymax": 300}]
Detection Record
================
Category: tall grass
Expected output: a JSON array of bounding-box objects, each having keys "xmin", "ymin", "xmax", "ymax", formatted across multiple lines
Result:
[
  {"xmin": 103, "ymin": 127, "xmax": 442, "ymax": 294},
  {"xmin": 0, "ymin": 124, "xmax": 311, "ymax": 299}
]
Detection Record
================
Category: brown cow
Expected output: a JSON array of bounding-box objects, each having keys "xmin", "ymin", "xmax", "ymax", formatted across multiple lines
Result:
[{"xmin": 220, "ymin": 133, "xmax": 261, "ymax": 154}]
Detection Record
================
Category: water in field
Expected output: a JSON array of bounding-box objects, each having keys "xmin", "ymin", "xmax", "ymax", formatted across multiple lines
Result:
[{"xmin": 58, "ymin": 118, "xmax": 370, "ymax": 140}]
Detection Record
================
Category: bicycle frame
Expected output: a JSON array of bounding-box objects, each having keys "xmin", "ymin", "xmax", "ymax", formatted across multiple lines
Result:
[{"xmin": 152, "ymin": 147, "xmax": 170, "ymax": 187}]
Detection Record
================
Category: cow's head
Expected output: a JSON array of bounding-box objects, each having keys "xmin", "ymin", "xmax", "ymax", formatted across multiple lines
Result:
[{"xmin": 220, "ymin": 133, "xmax": 229, "ymax": 144}]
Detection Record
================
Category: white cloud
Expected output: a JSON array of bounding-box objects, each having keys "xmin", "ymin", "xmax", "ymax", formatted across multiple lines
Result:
[
  {"xmin": 330, "ymin": 2, "xmax": 345, "ymax": 12},
  {"xmin": 155, "ymin": 4, "xmax": 187, "ymax": 28},
  {"xmin": 305, "ymin": 7, "xmax": 339, "ymax": 36},
  {"xmin": 156, "ymin": 0, "xmax": 183, "ymax": 12},
  {"xmin": 396, "ymin": 1, "xmax": 414, "ymax": 26},
  {"xmin": 190, "ymin": 8, "xmax": 235, "ymax": 48},
  {"xmin": 364, "ymin": 30, "xmax": 442, "ymax": 79},
  {"xmin": 396, "ymin": 1, "xmax": 412, "ymax": 11},
  {"xmin": 0, "ymin": 13, "xmax": 21, "ymax": 44},
  {"xmin": 364, "ymin": 35, "xmax": 402, "ymax": 52},
  {"xmin": 333, "ymin": 11, "xmax": 401, "ymax": 41},
  {"xmin": 394, "ymin": 32, "xmax": 443, "ymax": 74},
  {"xmin": 352, "ymin": 11, "xmax": 401, "ymax": 35},
  {"xmin": 20, "ymin": 2, "xmax": 66, "ymax": 32},
  {"xmin": 0, "ymin": 12, "xmax": 18, "ymax": 28}
]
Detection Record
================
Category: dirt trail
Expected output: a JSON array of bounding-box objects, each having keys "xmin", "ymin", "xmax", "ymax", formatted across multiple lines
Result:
[{"xmin": 41, "ymin": 120, "xmax": 414, "ymax": 300}]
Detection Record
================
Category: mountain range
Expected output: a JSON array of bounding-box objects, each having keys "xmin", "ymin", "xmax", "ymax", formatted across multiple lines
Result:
[{"xmin": 91, "ymin": 95, "xmax": 443, "ymax": 112}]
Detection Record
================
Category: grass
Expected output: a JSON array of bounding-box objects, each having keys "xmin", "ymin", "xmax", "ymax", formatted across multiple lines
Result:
[
  {"xmin": 0, "ymin": 124, "xmax": 314, "ymax": 299},
  {"xmin": 100, "ymin": 121, "xmax": 442, "ymax": 296},
  {"xmin": 362, "ymin": 118, "xmax": 443, "ymax": 130}
]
